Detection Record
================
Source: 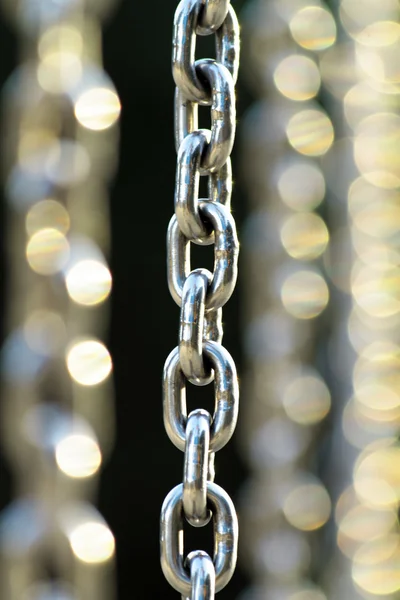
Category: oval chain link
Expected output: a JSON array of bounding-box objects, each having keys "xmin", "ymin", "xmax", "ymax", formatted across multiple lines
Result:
[{"xmin": 161, "ymin": 1, "xmax": 239, "ymax": 599}]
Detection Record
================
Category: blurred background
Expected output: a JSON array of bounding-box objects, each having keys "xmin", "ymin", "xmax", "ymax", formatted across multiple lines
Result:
[{"xmin": 2, "ymin": 0, "xmax": 400, "ymax": 599}]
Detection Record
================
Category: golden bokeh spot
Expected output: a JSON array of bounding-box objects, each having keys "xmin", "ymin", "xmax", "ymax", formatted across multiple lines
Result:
[
  {"xmin": 356, "ymin": 21, "xmax": 400, "ymax": 47},
  {"xmin": 26, "ymin": 228, "xmax": 70, "ymax": 276},
  {"xmin": 289, "ymin": 6, "xmax": 336, "ymax": 51},
  {"xmin": 352, "ymin": 542, "xmax": 400, "ymax": 595},
  {"xmin": 38, "ymin": 25, "xmax": 83, "ymax": 59},
  {"xmin": 75, "ymin": 87, "xmax": 121, "ymax": 131},
  {"xmin": 280, "ymin": 212, "xmax": 329, "ymax": 260},
  {"xmin": 56, "ymin": 434, "xmax": 102, "ymax": 478},
  {"xmin": 273, "ymin": 55, "xmax": 321, "ymax": 101},
  {"xmin": 281, "ymin": 270, "xmax": 329, "ymax": 319},
  {"xmin": 286, "ymin": 110, "xmax": 334, "ymax": 157},
  {"xmin": 26, "ymin": 200, "xmax": 70, "ymax": 236},
  {"xmin": 283, "ymin": 482, "xmax": 331, "ymax": 531},
  {"xmin": 348, "ymin": 178, "xmax": 400, "ymax": 239},
  {"xmin": 354, "ymin": 442, "xmax": 400, "ymax": 507},
  {"xmin": 354, "ymin": 113, "xmax": 400, "ymax": 189},
  {"xmin": 351, "ymin": 264, "xmax": 400, "ymax": 318},
  {"xmin": 66, "ymin": 339, "xmax": 112, "ymax": 386},
  {"xmin": 69, "ymin": 522, "xmax": 115, "ymax": 563},
  {"xmin": 283, "ymin": 374, "xmax": 331, "ymax": 425},
  {"xmin": 37, "ymin": 51, "xmax": 82, "ymax": 94},
  {"xmin": 66, "ymin": 260, "xmax": 112, "ymax": 306}
]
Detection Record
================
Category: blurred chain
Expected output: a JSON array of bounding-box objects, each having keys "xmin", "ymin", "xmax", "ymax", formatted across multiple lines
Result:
[
  {"xmin": 161, "ymin": 1, "xmax": 240, "ymax": 599},
  {"xmin": 238, "ymin": 1, "xmax": 336, "ymax": 599},
  {"xmin": 0, "ymin": 1, "xmax": 120, "ymax": 598}
]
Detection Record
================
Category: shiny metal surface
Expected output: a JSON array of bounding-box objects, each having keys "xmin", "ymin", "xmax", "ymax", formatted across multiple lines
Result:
[
  {"xmin": 180, "ymin": 269, "xmax": 213, "ymax": 385},
  {"xmin": 160, "ymin": 482, "xmax": 238, "ymax": 596},
  {"xmin": 175, "ymin": 129, "xmax": 212, "ymax": 241},
  {"xmin": 185, "ymin": 551, "xmax": 216, "ymax": 600},
  {"xmin": 163, "ymin": 0, "xmax": 239, "ymax": 596},
  {"xmin": 197, "ymin": 0, "xmax": 229, "ymax": 34},
  {"xmin": 167, "ymin": 204, "xmax": 238, "ymax": 310},
  {"xmin": 183, "ymin": 410, "xmax": 211, "ymax": 526},
  {"xmin": 163, "ymin": 341, "xmax": 239, "ymax": 453},
  {"xmin": 196, "ymin": 60, "xmax": 235, "ymax": 173},
  {"xmin": 173, "ymin": 0, "xmax": 239, "ymax": 103}
]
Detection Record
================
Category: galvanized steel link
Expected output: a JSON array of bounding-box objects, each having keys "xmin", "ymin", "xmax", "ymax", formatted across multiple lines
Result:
[
  {"xmin": 163, "ymin": 341, "xmax": 239, "ymax": 453},
  {"xmin": 160, "ymin": 482, "xmax": 238, "ymax": 596}
]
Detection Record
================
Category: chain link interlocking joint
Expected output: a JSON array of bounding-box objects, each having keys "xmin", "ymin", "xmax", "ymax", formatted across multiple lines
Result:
[{"xmin": 161, "ymin": 1, "xmax": 240, "ymax": 599}]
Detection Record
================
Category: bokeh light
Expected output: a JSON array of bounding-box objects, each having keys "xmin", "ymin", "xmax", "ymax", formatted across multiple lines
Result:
[
  {"xmin": 286, "ymin": 109, "xmax": 334, "ymax": 156},
  {"xmin": 281, "ymin": 270, "xmax": 329, "ymax": 319},
  {"xmin": 283, "ymin": 373, "xmax": 331, "ymax": 425},
  {"xmin": 274, "ymin": 55, "xmax": 321, "ymax": 101},
  {"xmin": 74, "ymin": 87, "xmax": 121, "ymax": 131},
  {"xmin": 66, "ymin": 339, "xmax": 112, "ymax": 386},
  {"xmin": 69, "ymin": 521, "xmax": 115, "ymax": 563},
  {"xmin": 56, "ymin": 434, "xmax": 102, "ymax": 478},
  {"xmin": 289, "ymin": 6, "xmax": 337, "ymax": 51},
  {"xmin": 280, "ymin": 212, "xmax": 329, "ymax": 260},
  {"xmin": 66, "ymin": 260, "xmax": 112, "ymax": 306},
  {"xmin": 26, "ymin": 228, "xmax": 70, "ymax": 275},
  {"xmin": 26, "ymin": 200, "xmax": 70, "ymax": 236},
  {"xmin": 277, "ymin": 162, "xmax": 326, "ymax": 211}
]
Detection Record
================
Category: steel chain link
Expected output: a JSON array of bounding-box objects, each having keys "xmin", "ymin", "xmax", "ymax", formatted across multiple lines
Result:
[{"xmin": 161, "ymin": 1, "xmax": 240, "ymax": 599}]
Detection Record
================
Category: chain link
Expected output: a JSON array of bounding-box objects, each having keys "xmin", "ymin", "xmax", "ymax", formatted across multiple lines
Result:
[{"xmin": 161, "ymin": 1, "xmax": 240, "ymax": 599}]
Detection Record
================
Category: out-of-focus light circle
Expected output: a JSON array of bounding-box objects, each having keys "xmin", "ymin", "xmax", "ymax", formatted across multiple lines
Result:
[
  {"xmin": 24, "ymin": 310, "xmax": 66, "ymax": 356},
  {"xmin": 277, "ymin": 163, "xmax": 325, "ymax": 211},
  {"xmin": 289, "ymin": 6, "xmax": 337, "ymax": 51},
  {"xmin": 283, "ymin": 374, "xmax": 331, "ymax": 425},
  {"xmin": 66, "ymin": 340, "xmax": 112, "ymax": 386},
  {"xmin": 37, "ymin": 52, "xmax": 82, "ymax": 94},
  {"xmin": 286, "ymin": 110, "xmax": 334, "ymax": 157},
  {"xmin": 340, "ymin": 0, "xmax": 400, "ymax": 38},
  {"xmin": 355, "ymin": 384, "xmax": 400, "ymax": 412},
  {"xmin": 38, "ymin": 25, "xmax": 83, "ymax": 59},
  {"xmin": 280, "ymin": 213, "xmax": 329, "ymax": 260},
  {"xmin": 66, "ymin": 260, "xmax": 112, "ymax": 306},
  {"xmin": 352, "ymin": 542, "xmax": 400, "ymax": 595},
  {"xmin": 283, "ymin": 482, "xmax": 331, "ymax": 531},
  {"xmin": 26, "ymin": 228, "xmax": 69, "ymax": 275},
  {"xmin": 74, "ymin": 87, "xmax": 121, "ymax": 131},
  {"xmin": 344, "ymin": 82, "xmax": 395, "ymax": 130},
  {"xmin": 273, "ymin": 55, "xmax": 321, "ymax": 101},
  {"xmin": 56, "ymin": 434, "xmax": 102, "ymax": 478},
  {"xmin": 26, "ymin": 200, "xmax": 70, "ymax": 236},
  {"xmin": 356, "ymin": 21, "xmax": 400, "ymax": 47},
  {"xmin": 348, "ymin": 178, "xmax": 400, "ymax": 239},
  {"xmin": 351, "ymin": 264, "xmax": 400, "ymax": 318},
  {"xmin": 69, "ymin": 521, "xmax": 115, "ymax": 563},
  {"xmin": 281, "ymin": 270, "xmax": 329, "ymax": 319},
  {"xmin": 354, "ymin": 443, "xmax": 400, "ymax": 507},
  {"xmin": 354, "ymin": 113, "xmax": 400, "ymax": 189}
]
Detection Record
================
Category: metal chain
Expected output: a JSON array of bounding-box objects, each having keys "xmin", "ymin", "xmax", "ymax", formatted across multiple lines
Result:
[
  {"xmin": 161, "ymin": 1, "xmax": 240, "ymax": 599},
  {"xmin": 0, "ymin": 1, "xmax": 120, "ymax": 598}
]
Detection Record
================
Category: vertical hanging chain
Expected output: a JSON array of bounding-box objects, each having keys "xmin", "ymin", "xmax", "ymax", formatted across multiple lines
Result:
[
  {"xmin": 0, "ymin": 1, "xmax": 120, "ymax": 598},
  {"xmin": 160, "ymin": 1, "xmax": 240, "ymax": 599}
]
